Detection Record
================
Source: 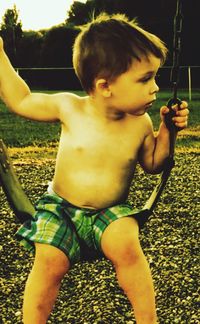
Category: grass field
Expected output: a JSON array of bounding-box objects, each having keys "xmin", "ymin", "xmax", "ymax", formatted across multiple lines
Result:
[{"xmin": 0, "ymin": 89, "xmax": 199, "ymax": 152}]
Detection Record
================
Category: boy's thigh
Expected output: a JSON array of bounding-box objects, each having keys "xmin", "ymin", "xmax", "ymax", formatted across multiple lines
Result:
[
  {"xmin": 17, "ymin": 209, "xmax": 82, "ymax": 265},
  {"xmin": 93, "ymin": 204, "xmax": 140, "ymax": 251}
]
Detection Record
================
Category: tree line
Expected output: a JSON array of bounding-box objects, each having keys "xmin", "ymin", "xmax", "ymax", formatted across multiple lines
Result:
[{"xmin": 0, "ymin": 0, "xmax": 199, "ymax": 68}]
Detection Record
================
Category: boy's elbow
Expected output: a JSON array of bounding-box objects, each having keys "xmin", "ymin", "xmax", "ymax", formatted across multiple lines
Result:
[
  {"xmin": 141, "ymin": 160, "xmax": 165, "ymax": 175},
  {"xmin": 10, "ymin": 90, "xmax": 31, "ymax": 114},
  {"xmin": 149, "ymin": 167, "xmax": 163, "ymax": 175},
  {"xmin": 143, "ymin": 166, "xmax": 162, "ymax": 175},
  {"xmin": 1, "ymin": 85, "xmax": 31, "ymax": 114}
]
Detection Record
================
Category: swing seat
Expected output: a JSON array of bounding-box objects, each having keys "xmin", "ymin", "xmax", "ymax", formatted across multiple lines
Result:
[{"xmin": 0, "ymin": 139, "xmax": 35, "ymax": 222}]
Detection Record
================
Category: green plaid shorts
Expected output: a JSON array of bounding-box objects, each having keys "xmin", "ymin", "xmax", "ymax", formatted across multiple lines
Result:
[{"xmin": 16, "ymin": 191, "xmax": 139, "ymax": 265}]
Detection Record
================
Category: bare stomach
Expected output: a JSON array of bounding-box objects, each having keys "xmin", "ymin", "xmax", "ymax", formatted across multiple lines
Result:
[{"xmin": 52, "ymin": 167, "xmax": 135, "ymax": 209}]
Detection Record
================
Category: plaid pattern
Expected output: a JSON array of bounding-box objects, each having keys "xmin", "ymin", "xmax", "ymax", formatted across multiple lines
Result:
[{"xmin": 16, "ymin": 192, "xmax": 139, "ymax": 264}]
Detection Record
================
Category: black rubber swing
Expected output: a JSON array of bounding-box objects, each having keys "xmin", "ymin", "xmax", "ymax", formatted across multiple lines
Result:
[{"xmin": 0, "ymin": 0, "xmax": 183, "ymax": 229}]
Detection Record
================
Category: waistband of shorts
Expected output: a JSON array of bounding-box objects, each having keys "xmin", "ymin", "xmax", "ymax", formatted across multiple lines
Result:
[{"xmin": 47, "ymin": 181, "xmax": 57, "ymax": 195}]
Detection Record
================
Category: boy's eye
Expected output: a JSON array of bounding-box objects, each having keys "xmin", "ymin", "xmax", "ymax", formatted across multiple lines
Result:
[
  {"xmin": 140, "ymin": 74, "xmax": 159, "ymax": 83},
  {"xmin": 142, "ymin": 77, "xmax": 151, "ymax": 83},
  {"xmin": 140, "ymin": 76, "xmax": 152, "ymax": 83}
]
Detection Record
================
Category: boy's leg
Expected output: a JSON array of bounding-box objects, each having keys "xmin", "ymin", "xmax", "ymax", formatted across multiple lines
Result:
[
  {"xmin": 23, "ymin": 243, "xmax": 70, "ymax": 324},
  {"xmin": 101, "ymin": 217, "xmax": 157, "ymax": 324}
]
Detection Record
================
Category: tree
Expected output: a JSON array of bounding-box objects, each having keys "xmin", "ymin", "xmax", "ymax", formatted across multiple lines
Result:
[
  {"xmin": 66, "ymin": 0, "xmax": 122, "ymax": 26},
  {"xmin": 17, "ymin": 31, "xmax": 44, "ymax": 67},
  {"xmin": 40, "ymin": 25, "xmax": 79, "ymax": 67},
  {"xmin": 66, "ymin": 1, "xmax": 90, "ymax": 26},
  {"xmin": 0, "ymin": 5, "xmax": 22, "ymax": 65}
]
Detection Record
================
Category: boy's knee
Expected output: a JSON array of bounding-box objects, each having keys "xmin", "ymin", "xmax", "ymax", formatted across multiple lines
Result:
[
  {"xmin": 34, "ymin": 243, "xmax": 70, "ymax": 281},
  {"xmin": 101, "ymin": 217, "xmax": 142, "ymax": 265},
  {"xmin": 114, "ymin": 237, "xmax": 143, "ymax": 266}
]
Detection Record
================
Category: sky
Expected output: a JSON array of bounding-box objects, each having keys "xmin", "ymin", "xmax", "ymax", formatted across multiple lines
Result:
[{"xmin": 0, "ymin": 0, "xmax": 87, "ymax": 31}]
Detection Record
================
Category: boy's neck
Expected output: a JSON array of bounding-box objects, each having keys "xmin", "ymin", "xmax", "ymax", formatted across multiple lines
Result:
[{"xmin": 86, "ymin": 95, "xmax": 125, "ymax": 121}]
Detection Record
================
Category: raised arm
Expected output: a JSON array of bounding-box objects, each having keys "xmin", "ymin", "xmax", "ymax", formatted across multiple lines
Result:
[
  {"xmin": 139, "ymin": 102, "xmax": 189, "ymax": 174},
  {"xmin": 0, "ymin": 37, "xmax": 61, "ymax": 122}
]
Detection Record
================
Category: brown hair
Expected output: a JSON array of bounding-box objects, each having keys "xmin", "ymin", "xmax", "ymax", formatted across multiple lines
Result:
[{"xmin": 73, "ymin": 13, "xmax": 167, "ymax": 93}]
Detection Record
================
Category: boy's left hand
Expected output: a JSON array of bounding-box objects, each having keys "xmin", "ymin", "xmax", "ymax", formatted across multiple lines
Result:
[{"xmin": 160, "ymin": 101, "xmax": 189, "ymax": 130}]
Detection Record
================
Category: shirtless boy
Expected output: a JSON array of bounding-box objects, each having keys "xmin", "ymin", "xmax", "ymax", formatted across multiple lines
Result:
[{"xmin": 0, "ymin": 13, "xmax": 188, "ymax": 324}]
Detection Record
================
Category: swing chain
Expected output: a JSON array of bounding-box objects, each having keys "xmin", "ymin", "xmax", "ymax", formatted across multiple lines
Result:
[
  {"xmin": 141, "ymin": 0, "xmax": 184, "ymax": 222},
  {"xmin": 165, "ymin": 0, "xmax": 183, "ymax": 141},
  {"xmin": 171, "ymin": 0, "xmax": 183, "ymax": 99}
]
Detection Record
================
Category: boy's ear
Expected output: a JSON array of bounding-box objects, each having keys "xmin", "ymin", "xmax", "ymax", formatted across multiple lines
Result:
[{"xmin": 95, "ymin": 79, "xmax": 112, "ymax": 98}]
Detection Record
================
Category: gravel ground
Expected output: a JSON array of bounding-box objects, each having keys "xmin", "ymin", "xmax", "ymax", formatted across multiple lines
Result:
[{"xmin": 0, "ymin": 151, "xmax": 199, "ymax": 323}]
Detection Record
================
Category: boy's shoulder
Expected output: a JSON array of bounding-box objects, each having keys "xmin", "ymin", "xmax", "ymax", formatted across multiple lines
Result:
[
  {"xmin": 56, "ymin": 91, "xmax": 86, "ymax": 112},
  {"xmin": 57, "ymin": 91, "xmax": 84, "ymax": 103},
  {"xmin": 142, "ymin": 112, "xmax": 154, "ymax": 133}
]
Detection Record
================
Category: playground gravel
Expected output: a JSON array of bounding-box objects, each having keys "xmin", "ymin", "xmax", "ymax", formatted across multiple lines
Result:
[{"xmin": 0, "ymin": 151, "xmax": 199, "ymax": 323}]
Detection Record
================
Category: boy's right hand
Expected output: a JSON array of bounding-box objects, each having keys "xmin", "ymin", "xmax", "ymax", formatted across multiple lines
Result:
[{"xmin": 160, "ymin": 101, "xmax": 189, "ymax": 131}]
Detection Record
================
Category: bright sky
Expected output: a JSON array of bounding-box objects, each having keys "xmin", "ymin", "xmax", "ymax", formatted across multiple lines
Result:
[{"xmin": 0, "ymin": 0, "xmax": 87, "ymax": 31}]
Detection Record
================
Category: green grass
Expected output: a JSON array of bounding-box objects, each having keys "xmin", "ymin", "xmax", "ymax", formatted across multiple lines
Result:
[{"xmin": 0, "ymin": 89, "xmax": 199, "ymax": 150}]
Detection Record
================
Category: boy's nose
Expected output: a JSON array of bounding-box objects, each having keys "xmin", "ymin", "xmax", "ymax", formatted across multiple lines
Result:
[{"xmin": 151, "ymin": 82, "xmax": 159, "ymax": 94}]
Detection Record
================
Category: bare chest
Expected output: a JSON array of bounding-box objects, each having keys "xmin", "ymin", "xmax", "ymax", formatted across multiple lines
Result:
[{"xmin": 59, "ymin": 115, "xmax": 144, "ymax": 167}]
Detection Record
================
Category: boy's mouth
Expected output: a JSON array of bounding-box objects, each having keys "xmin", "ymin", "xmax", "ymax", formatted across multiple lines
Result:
[{"xmin": 145, "ymin": 99, "xmax": 156, "ymax": 107}]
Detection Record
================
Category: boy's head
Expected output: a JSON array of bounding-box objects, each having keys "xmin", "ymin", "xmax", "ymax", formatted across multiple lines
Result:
[{"xmin": 73, "ymin": 13, "xmax": 167, "ymax": 94}]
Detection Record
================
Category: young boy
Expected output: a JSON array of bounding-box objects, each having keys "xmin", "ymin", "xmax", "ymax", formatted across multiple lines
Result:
[{"xmin": 0, "ymin": 13, "xmax": 188, "ymax": 324}]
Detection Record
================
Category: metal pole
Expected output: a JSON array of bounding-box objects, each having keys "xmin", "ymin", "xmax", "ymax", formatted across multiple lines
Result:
[{"xmin": 188, "ymin": 66, "xmax": 192, "ymax": 101}]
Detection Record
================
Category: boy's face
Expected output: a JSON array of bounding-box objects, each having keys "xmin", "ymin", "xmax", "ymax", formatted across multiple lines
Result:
[{"xmin": 108, "ymin": 54, "xmax": 161, "ymax": 116}]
